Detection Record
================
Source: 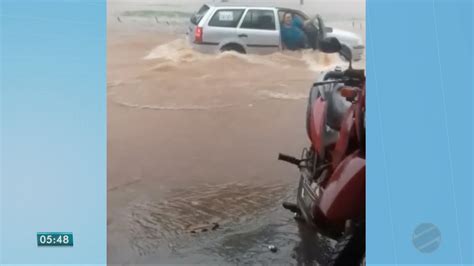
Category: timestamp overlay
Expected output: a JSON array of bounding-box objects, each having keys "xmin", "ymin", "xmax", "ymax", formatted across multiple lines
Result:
[
  {"xmin": 0, "ymin": 0, "xmax": 106, "ymax": 264},
  {"xmin": 37, "ymin": 232, "xmax": 74, "ymax": 247}
]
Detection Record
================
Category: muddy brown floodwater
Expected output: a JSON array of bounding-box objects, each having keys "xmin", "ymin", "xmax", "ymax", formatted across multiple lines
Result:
[{"xmin": 107, "ymin": 3, "xmax": 364, "ymax": 264}]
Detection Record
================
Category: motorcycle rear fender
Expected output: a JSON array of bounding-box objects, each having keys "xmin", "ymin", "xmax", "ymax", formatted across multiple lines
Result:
[
  {"xmin": 317, "ymin": 151, "xmax": 365, "ymax": 224},
  {"xmin": 355, "ymin": 85, "xmax": 366, "ymax": 150},
  {"xmin": 332, "ymin": 105, "xmax": 355, "ymax": 168},
  {"xmin": 309, "ymin": 97, "xmax": 327, "ymax": 158}
]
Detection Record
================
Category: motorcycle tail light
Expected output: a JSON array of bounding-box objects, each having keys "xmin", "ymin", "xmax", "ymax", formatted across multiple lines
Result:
[{"xmin": 339, "ymin": 87, "xmax": 358, "ymax": 99}]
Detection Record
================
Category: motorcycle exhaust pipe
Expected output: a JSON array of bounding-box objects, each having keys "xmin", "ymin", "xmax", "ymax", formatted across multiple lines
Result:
[
  {"xmin": 282, "ymin": 202, "xmax": 301, "ymax": 214},
  {"xmin": 278, "ymin": 153, "xmax": 301, "ymax": 166}
]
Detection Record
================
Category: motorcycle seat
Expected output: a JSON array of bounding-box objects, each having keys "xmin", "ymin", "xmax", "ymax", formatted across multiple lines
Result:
[{"xmin": 316, "ymin": 82, "xmax": 351, "ymax": 131}]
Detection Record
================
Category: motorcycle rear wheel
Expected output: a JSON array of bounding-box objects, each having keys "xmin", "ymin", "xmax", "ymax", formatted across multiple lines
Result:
[{"xmin": 329, "ymin": 223, "xmax": 365, "ymax": 266}]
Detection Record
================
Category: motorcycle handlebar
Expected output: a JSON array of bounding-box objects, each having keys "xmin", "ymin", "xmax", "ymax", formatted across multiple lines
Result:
[
  {"xmin": 278, "ymin": 153, "xmax": 301, "ymax": 166},
  {"xmin": 313, "ymin": 68, "xmax": 365, "ymax": 88}
]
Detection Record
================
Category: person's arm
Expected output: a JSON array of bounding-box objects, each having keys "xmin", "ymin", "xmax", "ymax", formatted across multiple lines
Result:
[{"xmin": 293, "ymin": 16, "xmax": 304, "ymax": 29}]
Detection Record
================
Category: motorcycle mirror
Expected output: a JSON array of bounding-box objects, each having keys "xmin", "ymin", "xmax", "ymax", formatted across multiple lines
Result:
[
  {"xmin": 319, "ymin": 37, "xmax": 342, "ymax": 54},
  {"xmin": 339, "ymin": 47, "xmax": 352, "ymax": 62}
]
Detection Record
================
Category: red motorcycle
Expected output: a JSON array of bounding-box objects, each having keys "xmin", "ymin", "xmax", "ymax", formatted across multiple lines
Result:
[{"xmin": 278, "ymin": 38, "xmax": 365, "ymax": 265}]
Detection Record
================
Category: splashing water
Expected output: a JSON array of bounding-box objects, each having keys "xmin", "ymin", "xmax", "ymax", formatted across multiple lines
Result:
[
  {"xmin": 110, "ymin": 38, "xmax": 345, "ymax": 111},
  {"xmin": 143, "ymin": 38, "xmax": 344, "ymax": 72}
]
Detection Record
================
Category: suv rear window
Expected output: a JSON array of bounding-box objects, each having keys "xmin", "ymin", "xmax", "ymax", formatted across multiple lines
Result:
[
  {"xmin": 191, "ymin": 4, "xmax": 210, "ymax": 25},
  {"xmin": 208, "ymin": 9, "xmax": 245, "ymax": 28},
  {"xmin": 241, "ymin": 9, "xmax": 276, "ymax": 30}
]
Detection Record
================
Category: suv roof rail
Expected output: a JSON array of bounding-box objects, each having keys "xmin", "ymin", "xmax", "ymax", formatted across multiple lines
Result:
[{"xmin": 210, "ymin": 3, "xmax": 277, "ymax": 8}]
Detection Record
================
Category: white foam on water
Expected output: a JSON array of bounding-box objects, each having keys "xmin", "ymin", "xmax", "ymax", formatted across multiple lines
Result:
[
  {"xmin": 144, "ymin": 39, "xmax": 281, "ymax": 69},
  {"xmin": 301, "ymin": 50, "xmax": 347, "ymax": 72},
  {"xmin": 258, "ymin": 90, "xmax": 308, "ymax": 100},
  {"xmin": 123, "ymin": 39, "xmax": 353, "ymax": 111},
  {"xmin": 143, "ymin": 38, "xmax": 346, "ymax": 72},
  {"xmin": 112, "ymin": 90, "xmax": 308, "ymax": 112},
  {"xmin": 114, "ymin": 100, "xmax": 236, "ymax": 111},
  {"xmin": 144, "ymin": 39, "xmax": 202, "ymax": 62}
]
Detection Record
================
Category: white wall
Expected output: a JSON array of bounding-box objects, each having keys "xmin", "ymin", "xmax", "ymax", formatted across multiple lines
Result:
[{"xmin": 108, "ymin": 0, "xmax": 365, "ymax": 20}]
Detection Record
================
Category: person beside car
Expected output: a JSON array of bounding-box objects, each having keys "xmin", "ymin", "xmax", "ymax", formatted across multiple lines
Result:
[{"xmin": 280, "ymin": 13, "xmax": 308, "ymax": 50}]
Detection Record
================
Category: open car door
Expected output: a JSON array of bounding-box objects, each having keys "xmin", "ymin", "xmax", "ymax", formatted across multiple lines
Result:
[{"xmin": 303, "ymin": 15, "xmax": 327, "ymax": 50}]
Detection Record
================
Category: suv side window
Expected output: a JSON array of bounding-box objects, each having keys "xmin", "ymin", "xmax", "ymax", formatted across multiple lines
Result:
[
  {"xmin": 278, "ymin": 10, "xmax": 306, "ymax": 24},
  {"xmin": 208, "ymin": 9, "xmax": 245, "ymax": 28},
  {"xmin": 241, "ymin": 9, "xmax": 276, "ymax": 30}
]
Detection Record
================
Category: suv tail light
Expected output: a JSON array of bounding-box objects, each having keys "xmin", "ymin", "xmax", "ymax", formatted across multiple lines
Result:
[{"xmin": 194, "ymin": 26, "xmax": 203, "ymax": 43}]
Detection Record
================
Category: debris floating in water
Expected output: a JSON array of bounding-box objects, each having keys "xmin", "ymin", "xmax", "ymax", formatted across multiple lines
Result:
[
  {"xmin": 187, "ymin": 222, "xmax": 220, "ymax": 234},
  {"xmin": 268, "ymin": 245, "xmax": 278, "ymax": 253}
]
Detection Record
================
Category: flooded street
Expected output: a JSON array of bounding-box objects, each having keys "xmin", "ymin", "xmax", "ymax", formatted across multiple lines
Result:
[{"xmin": 107, "ymin": 1, "xmax": 364, "ymax": 264}]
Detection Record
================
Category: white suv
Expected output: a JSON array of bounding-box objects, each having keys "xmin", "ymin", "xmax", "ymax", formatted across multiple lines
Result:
[{"xmin": 187, "ymin": 4, "xmax": 364, "ymax": 60}]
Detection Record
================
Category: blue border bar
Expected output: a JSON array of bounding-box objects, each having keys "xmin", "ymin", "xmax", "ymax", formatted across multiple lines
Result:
[
  {"xmin": 367, "ymin": 0, "xmax": 472, "ymax": 264},
  {"xmin": 1, "ymin": 0, "xmax": 106, "ymax": 264}
]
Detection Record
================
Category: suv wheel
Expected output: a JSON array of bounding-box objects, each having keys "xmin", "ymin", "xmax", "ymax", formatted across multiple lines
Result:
[{"xmin": 221, "ymin": 44, "xmax": 246, "ymax": 54}]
